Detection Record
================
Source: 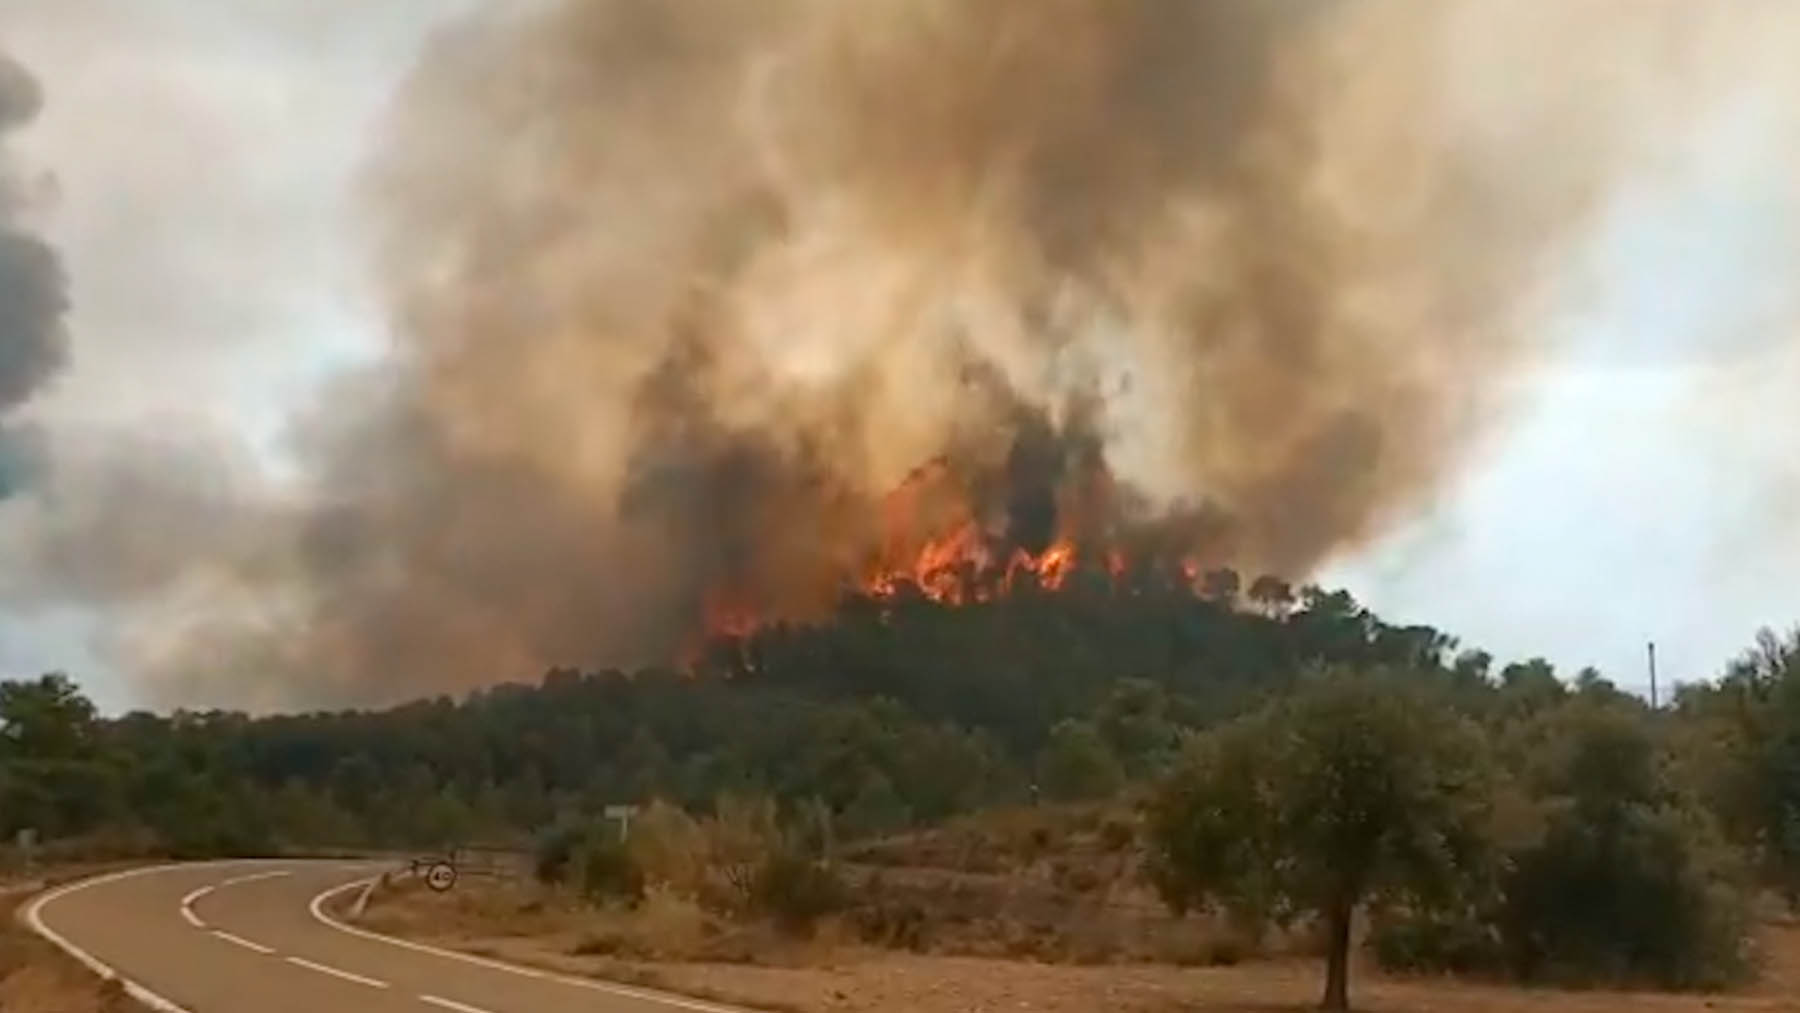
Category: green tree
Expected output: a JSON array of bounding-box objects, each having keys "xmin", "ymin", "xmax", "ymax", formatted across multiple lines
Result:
[
  {"xmin": 841, "ymin": 771, "xmax": 911, "ymax": 840},
  {"xmin": 1148, "ymin": 671, "xmax": 1493, "ymax": 1011},
  {"xmin": 1037, "ymin": 719, "xmax": 1124, "ymax": 802},
  {"xmin": 0, "ymin": 674, "xmax": 119, "ymax": 838},
  {"xmin": 0, "ymin": 673, "xmax": 97, "ymax": 758},
  {"xmin": 1201, "ymin": 568, "xmax": 1242, "ymax": 607},
  {"xmin": 1499, "ymin": 658, "xmax": 1566, "ymax": 715},
  {"xmin": 1248, "ymin": 575, "xmax": 1295, "ymax": 618},
  {"xmin": 1500, "ymin": 702, "xmax": 1752, "ymax": 987},
  {"xmin": 1680, "ymin": 626, "xmax": 1800, "ymax": 901},
  {"xmin": 1095, "ymin": 679, "xmax": 1179, "ymax": 777}
]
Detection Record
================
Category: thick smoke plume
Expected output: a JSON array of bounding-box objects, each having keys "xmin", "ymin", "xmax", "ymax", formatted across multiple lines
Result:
[
  {"xmin": 1, "ymin": 1, "xmax": 1751, "ymax": 708},
  {"xmin": 0, "ymin": 49, "xmax": 65, "ymax": 496}
]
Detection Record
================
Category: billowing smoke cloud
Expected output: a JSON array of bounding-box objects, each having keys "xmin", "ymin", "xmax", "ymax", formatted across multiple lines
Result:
[
  {"xmin": 0, "ymin": 1, "xmax": 1771, "ymax": 708},
  {"xmin": 0, "ymin": 48, "xmax": 66, "ymax": 496}
]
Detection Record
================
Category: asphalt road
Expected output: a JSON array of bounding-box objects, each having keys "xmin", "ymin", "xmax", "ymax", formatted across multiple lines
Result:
[{"xmin": 21, "ymin": 860, "xmax": 745, "ymax": 1013}]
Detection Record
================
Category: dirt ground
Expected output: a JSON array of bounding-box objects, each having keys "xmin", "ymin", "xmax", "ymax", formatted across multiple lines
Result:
[{"xmin": 361, "ymin": 882, "xmax": 1800, "ymax": 1013}]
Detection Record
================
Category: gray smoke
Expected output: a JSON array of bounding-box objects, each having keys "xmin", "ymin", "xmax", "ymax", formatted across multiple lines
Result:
[
  {"xmin": 0, "ymin": 48, "xmax": 66, "ymax": 496},
  {"xmin": 2, "ymin": 1, "xmax": 1788, "ymax": 712}
]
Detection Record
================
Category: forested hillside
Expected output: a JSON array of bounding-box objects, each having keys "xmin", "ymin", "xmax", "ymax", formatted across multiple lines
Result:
[
  {"xmin": 0, "ymin": 572, "xmax": 1794, "ymax": 900},
  {"xmin": 14, "ymin": 573, "xmax": 1800, "ymax": 1000},
  {"xmin": 2, "ymin": 576, "xmax": 1492, "ymax": 854}
]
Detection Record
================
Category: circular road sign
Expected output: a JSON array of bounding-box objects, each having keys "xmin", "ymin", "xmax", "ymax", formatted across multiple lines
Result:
[{"xmin": 425, "ymin": 861, "xmax": 458, "ymax": 893}]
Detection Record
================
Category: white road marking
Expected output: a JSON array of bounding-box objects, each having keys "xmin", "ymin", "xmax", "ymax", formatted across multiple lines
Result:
[
  {"xmin": 210, "ymin": 930, "xmax": 276, "ymax": 955},
  {"xmin": 22, "ymin": 861, "xmax": 277, "ymax": 1013},
  {"xmin": 285, "ymin": 955, "xmax": 390, "ymax": 989},
  {"xmin": 179, "ymin": 868, "xmax": 288, "ymax": 929},
  {"xmin": 310, "ymin": 878, "xmax": 746, "ymax": 1013},
  {"xmin": 219, "ymin": 869, "xmax": 293, "ymax": 888},
  {"xmin": 420, "ymin": 994, "xmax": 499, "ymax": 1013}
]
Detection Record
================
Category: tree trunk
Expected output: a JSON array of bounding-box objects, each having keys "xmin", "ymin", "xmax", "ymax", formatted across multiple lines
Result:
[{"xmin": 1320, "ymin": 897, "xmax": 1353, "ymax": 1011}]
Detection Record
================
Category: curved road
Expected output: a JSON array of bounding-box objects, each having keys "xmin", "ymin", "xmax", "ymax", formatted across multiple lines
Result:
[{"xmin": 20, "ymin": 861, "xmax": 745, "ymax": 1013}]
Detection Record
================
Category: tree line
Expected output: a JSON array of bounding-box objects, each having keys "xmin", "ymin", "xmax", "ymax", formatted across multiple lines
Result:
[
  {"xmin": 1, "ymin": 576, "xmax": 1455, "ymax": 855},
  {"xmin": 6, "ymin": 574, "xmax": 1800, "ymax": 1006}
]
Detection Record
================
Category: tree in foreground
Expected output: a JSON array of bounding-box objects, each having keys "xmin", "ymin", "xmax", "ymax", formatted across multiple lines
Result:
[
  {"xmin": 1498, "ymin": 701, "xmax": 1754, "ymax": 988},
  {"xmin": 1148, "ymin": 669, "xmax": 1492, "ymax": 1011}
]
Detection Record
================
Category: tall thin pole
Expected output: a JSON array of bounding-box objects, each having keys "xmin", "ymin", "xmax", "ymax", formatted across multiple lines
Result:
[{"xmin": 1648, "ymin": 640, "xmax": 1659, "ymax": 710}]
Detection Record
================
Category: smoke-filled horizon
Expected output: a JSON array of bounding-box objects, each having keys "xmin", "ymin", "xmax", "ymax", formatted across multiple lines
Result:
[{"xmin": 3, "ymin": 0, "xmax": 1795, "ymax": 710}]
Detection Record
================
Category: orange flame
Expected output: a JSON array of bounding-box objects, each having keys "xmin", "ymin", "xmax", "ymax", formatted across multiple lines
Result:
[{"xmin": 693, "ymin": 457, "xmax": 1210, "ymax": 645}]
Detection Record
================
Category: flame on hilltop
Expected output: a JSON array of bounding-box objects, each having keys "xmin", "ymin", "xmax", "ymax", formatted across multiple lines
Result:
[
  {"xmin": 861, "ymin": 523, "xmax": 1082, "ymax": 605},
  {"xmin": 856, "ymin": 456, "xmax": 1091, "ymax": 607},
  {"xmin": 696, "ymin": 453, "xmax": 1205, "ymax": 645}
]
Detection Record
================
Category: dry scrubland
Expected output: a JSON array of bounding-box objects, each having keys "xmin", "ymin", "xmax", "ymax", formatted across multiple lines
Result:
[{"xmin": 356, "ymin": 805, "xmax": 1800, "ymax": 1013}]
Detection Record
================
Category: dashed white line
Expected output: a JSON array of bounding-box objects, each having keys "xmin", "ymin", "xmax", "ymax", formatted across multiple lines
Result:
[
  {"xmin": 23, "ymin": 860, "xmax": 281, "ymax": 1013},
  {"xmin": 210, "ymin": 930, "xmax": 275, "ymax": 955},
  {"xmin": 285, "ymin": 955, "xmax": 390, "ymax": 989},
  {"xmin": 420, "ymin": 995, "xmax": 498, "ymax": 1013},
  {"xmin": 310, "ymin": 878, "xmax": 746, "ymax": 1012},
  {"xmin": 218, "ymin": 869, "xmax": 293, "ymax": 888},
  {"xmin": 179, "ymin": 885, "xmax": 214, "ymax": 928},
  {"xmin": 179, "ymin": 870, "xmax": 288, "ymax": 930}
]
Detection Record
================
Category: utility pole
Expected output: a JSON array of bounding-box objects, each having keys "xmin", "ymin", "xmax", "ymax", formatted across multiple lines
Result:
[{"xmin": 1647, "ymin": 640, "xmax": 1659, "ymax": 710}]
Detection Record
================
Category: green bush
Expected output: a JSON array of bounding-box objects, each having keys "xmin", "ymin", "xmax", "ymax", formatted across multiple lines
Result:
[
  {"xmin": 1369, "ymin": 908, "xmax": 1503, "ymax": 976},
  {"xmin": 1370, "ymin": 705, "xmax": 1759, "ymax": 991},
  {"xmin": 1499, "ymin": 706, "xmax": 1756, "ymax": 990},
  {"xmin": 1499, "ymin": 801, "xmax": 1753, "ymax": 989}
]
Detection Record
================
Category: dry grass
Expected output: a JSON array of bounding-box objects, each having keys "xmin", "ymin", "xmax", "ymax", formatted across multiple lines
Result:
[
  {"xmin": 360, "ymin": 876, "xmax": 1800, "ymax": 1013},
  {"xmin": 0, "ymin": 911, "xmax": 145, "ymax": 1013}
]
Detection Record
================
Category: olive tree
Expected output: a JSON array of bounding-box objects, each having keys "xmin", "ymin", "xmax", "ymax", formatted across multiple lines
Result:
[{"xmin": 1148, "ymin": 670, "xmax": 1493, "ymax": 1011}]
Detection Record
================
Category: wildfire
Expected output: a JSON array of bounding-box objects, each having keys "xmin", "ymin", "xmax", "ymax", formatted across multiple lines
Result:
[
  {"xmin": 691, "ymin": 456, "xmax": 1217, "ymax": 647},
  {"xmin": 702, "ymin": 591, "xmax": 763, "ymax": 641},
  {"xmin": 860, "ymin": 524, "xmax": 1082, "ymax": 605}
]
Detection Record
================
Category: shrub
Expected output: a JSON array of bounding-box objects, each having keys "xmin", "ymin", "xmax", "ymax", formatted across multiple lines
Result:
[
  {"xmin": 1499, "ymin": 800, "xmax": 1753, "ymax": 989},
  {"xmin": 703, "ymin": 794, "xmax": 783, "ymax": 910},
  {"xmin": 1371, "ymin": 704, "xmax": 1760, "ymax": 991},
  {"xmin": 851, "ymin": 900, "xmax": 930, "ymax": 951},
  {"xmin": 1369, "ymin": 908, "xmax": 1503, "ymax": 976},
  {"xmin": 1049, "ymin": 859, "xmax": 1104, "ymax": 894},
  {"xmin": 534, "ymin": 822, "xmax": 584, "ymax": 885},
  {"xmin": 628, "ymin": 800, "xmax": 707, "ymax": 895},
  {"xmin": 578, "ymin": 834, "xmax": 646, "ymax": 905},
  {"xmin": 751, "ymin": 851, "xmax": 847, "ymax": 936},
  {"xmin": 1497, "ymin": 705, "xmax": 1756, "ymax": 990}
]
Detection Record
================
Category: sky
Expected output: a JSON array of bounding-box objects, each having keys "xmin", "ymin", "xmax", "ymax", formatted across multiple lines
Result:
[{"xmin": 2, "ymin": 1, "xmax": 1798, "ymax": 711}]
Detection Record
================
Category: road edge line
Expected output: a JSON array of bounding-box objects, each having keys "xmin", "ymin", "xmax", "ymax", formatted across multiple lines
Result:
[
  {"xmin": 18, "ymin": 860, "xmax": 261, "ymax": 1013},
  {"xmin": 309, "ymin": 878, "xmax": 749, "ymax": 1013}
]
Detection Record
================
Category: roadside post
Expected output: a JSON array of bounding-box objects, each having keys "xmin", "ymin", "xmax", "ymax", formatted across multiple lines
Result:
[{"xmin": 603, "ymin": 804, "xmax": 639, "ymax": 843}]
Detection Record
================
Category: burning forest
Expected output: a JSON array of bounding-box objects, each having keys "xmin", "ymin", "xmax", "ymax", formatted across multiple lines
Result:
[
  {"xmin": 697, "ymin": 411, "xmax": 1238, "ymax": 650},
  {"xmin": 0, "ymin": 0, "xmax": 1738, "ymax": 708}
]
